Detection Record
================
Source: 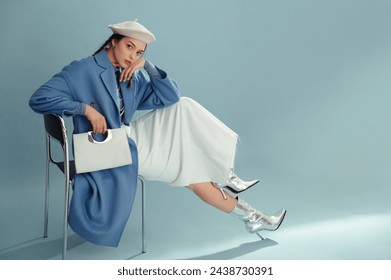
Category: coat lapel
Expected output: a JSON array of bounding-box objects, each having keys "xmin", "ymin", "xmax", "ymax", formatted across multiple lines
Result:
[
  {"xmin": 94, "ymin": 51, "xmax": 119, "ymax": 111},
  {"xmin": 100, "ymin": 68, "xmax": 118, "ymax": 107}
]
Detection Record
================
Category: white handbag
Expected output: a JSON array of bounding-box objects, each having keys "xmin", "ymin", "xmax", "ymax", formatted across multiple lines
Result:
[{"xmin": 73, "ymin": 127, "xmax": 132, "ymax": 174}]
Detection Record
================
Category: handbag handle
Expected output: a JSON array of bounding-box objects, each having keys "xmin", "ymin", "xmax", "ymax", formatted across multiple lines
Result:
[{"xmin": 87, "ymin": 129, "xmax": 113, "ymax": 144}]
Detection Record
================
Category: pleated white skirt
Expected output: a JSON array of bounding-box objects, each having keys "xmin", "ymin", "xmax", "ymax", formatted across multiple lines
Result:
[{"xmin": 126, "ymin": 97, "xmax": 238, "ymax": 186}]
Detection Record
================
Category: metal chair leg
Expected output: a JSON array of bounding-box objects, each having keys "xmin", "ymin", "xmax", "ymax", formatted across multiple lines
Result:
[
  {"xmin": 62, "ymin": 156, "xmax": 71, "ymax": 260},
  {"xmin": 140, "ymin": 177, "xmax": 146, "ymax": 253},
  {"xmin": 44, "ymin": 135, "xmax": 50, "ymax": 238},
  {"xmin": 62, "ymin": 182, "xmax": 70, "ymax": 260}
]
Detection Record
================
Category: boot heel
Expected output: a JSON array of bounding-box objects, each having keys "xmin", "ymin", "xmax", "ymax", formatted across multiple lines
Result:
[
  {"xmin": 256, "ymin": 232, "xmax": 265, "ymax": 240},
  {"xmin": 218, "ymin": 188, "xmax": 228, "ymax": 200},
  {"xmin": 224, "ymin": 180, "xmax": 259, "ymax": 194}
]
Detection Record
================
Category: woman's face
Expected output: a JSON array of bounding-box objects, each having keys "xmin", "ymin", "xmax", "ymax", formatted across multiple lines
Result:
[{"xmin": 108, "ymin": 36, "xmax": 146, "ymax": 68}]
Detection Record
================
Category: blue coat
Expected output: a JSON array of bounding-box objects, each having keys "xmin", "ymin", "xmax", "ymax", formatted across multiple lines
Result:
[{"xmin": 30, "ymin": 50, "xmax": 180, "ymax": 246}]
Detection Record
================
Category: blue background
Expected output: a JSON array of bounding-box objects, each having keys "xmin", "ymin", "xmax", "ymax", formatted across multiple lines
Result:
[{"xmin": 1, "ymin": 0, "xmax": 390, "ymax": 259}]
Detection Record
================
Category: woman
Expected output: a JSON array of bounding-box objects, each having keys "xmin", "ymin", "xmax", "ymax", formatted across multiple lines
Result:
[{"xmin": 29, "ymin": 19, "xmax": 286, "ymax": 247}]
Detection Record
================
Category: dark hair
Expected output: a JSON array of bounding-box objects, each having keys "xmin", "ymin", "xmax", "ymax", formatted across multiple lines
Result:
[{"xmin": 93, "ymin": 34, "xmax": 125, "ymax": 55}]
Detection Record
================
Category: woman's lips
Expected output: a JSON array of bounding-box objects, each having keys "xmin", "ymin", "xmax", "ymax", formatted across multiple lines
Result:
[{"xmin": 125, "ymin": 60, "xmax": 132, "ymax": 66}]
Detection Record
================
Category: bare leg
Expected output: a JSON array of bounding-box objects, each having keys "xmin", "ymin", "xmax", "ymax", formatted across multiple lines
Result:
[{"xmin": 187, "ymin": 182, "xmax": 237, "ymax": 213}]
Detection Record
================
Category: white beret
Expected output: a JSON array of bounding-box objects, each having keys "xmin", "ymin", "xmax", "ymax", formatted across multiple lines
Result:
[{"xmin": 108, "ymin": 19, "xmax": 155, "ymax": 44}]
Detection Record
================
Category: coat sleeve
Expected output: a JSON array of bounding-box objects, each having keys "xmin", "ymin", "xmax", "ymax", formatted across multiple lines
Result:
[
  {"xmin": 29, "ymin": 67, "xmax": 86, "ymax": 116},
  {"xmin": 136, "ymin": 64, "xmax": 180, "ymax": 110}
]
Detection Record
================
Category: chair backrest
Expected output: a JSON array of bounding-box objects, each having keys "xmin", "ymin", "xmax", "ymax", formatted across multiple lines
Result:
[{"xmin": 44, "ymin": 114, "xmax": 68, "ymax": 146}]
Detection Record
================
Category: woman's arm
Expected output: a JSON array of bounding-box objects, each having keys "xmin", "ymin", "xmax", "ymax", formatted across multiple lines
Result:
[
  {"xmin": 29, "ymin": 70, "xmax": 86, "ymax": 117},
  {"xmin": 29, "ymin": 66, "xmax": 107, "ymax": 134},
  {"xmin": 136, "ymin": 60, "xmax": 180, "ymax": 110},
  {"xmin": 116, "ymin": 58, "xmax": 180, "ymax": 110}
]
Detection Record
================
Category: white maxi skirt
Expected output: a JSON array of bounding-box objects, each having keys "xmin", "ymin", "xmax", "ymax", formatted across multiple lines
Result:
[{"xmin": 126, "ymin": 97, "xmax": 238, "ymax": 186}]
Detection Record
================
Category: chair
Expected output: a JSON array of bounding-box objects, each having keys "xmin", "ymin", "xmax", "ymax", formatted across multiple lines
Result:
[{"xmin": 43, "ymin": 114, "xmax": 146, "ymax": 259}]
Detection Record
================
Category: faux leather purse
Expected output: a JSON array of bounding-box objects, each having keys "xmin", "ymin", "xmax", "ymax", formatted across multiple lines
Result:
[{"xmin": 73, "ymin": 127, "xmax": 132, "ymax": 174}]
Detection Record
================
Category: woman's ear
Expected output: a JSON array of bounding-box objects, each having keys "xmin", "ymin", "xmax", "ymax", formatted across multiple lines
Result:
[{"xmin": 111, "ymin": 38, "xmax": 118, "ymax": 48}]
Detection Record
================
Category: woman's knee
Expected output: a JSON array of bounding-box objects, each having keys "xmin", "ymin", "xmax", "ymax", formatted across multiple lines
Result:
[
  {"xmin": 178, "ymin": 96, "xmax": 197, "ymax": 108},
  {"xmin": 187, "ymin": 182, "xmax": 212, "ymax": 192},
  {"xmin": 186, "ymin": 184, "xmax": 198, "ymax": 191}
]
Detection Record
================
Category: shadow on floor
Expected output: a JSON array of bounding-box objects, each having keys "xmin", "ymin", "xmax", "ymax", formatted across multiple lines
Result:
[
  {"xmin": 183, "ymin": 238, "xmax": 278, "ymax": 260},
  {"xmin": 0, "ymin": 235, "xmax": 84, "ymax": 260}
]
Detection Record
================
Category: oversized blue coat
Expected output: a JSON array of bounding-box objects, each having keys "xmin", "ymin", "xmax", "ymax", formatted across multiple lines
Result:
[{"xmin": 30, "ymin": 50, "xmax": 180, "ymax": 246}]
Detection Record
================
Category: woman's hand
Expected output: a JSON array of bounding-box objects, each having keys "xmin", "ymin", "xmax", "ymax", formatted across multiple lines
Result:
[
  {"xmin": 85, "ymin": 105, "xmax": 107, "ymax": 134},
  {"xmin": 119, "ymin": 58, "xmax": 145, "ymax": 82}
]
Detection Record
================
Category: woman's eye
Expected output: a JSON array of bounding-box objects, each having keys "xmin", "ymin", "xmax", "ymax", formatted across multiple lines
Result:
[
  {"xmin": 137, "ymin": 52, "xmax": 144, "ymax": 57},
  {"xmin": 127, "ymin": 45, "xmax": 133, "ymax": 49}
]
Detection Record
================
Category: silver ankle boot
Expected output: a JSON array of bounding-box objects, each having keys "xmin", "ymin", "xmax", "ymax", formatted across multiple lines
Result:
[
  {"xmin": 214, "ymin": 170, "xmax": 259, "ymax": 199},
  {"xmin": 230, "ymin": 197, "xmax": 287, "ymax": 239}
]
